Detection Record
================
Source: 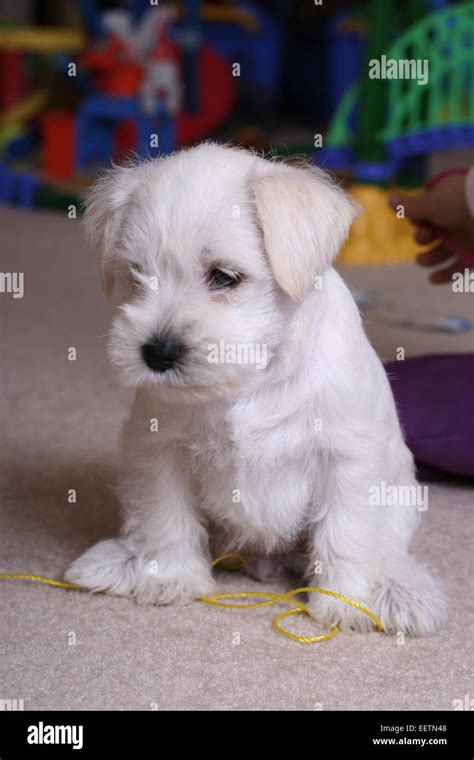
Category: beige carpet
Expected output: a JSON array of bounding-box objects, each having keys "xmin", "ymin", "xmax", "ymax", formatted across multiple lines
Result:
[{"xmin": 1, "ymin": 206, "xmax": 473, "ymax": 711}]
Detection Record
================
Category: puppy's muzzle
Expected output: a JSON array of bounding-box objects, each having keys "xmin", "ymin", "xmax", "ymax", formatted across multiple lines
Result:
[{"xmin": 141, "ymin": 336, "xmax": 184, "ymax": 373}]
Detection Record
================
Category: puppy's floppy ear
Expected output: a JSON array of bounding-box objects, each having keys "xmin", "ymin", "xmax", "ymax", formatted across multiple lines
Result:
[
  {"xmin": 83, "ymin": 164, "xmax": 137, "ymax": 296},
  {"xmin": 252, "ymin": 163, "xmax": 360, "ymax": 300}
]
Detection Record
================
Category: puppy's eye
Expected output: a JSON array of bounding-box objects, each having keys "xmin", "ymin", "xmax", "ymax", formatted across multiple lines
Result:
[
  {"xmin": 208, "ymin": 267, "xmax": 242, "ymax": 290},
  {"xmin": 130, "ymin": 264, "xmax": 143, "ymax": 278},
  {"xmin": 130, "ymin": 264, "xmax": 149, "ymax": 287}
]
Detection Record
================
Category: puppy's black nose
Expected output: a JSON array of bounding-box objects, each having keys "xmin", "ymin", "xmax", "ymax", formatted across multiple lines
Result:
[{"xmin": 141, "ymin": 337, "xmax": 183, "ymax": 372}]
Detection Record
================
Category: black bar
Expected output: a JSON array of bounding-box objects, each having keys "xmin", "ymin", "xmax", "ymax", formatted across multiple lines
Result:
[{"xmin": 0, "ymin": 711, "xmax": 472, "ymax": 756}]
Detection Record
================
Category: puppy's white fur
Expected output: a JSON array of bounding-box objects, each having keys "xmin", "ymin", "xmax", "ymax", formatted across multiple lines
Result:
[{"xmin": 65, "ymin": 143, "xmax": 446, "ymax": 634}]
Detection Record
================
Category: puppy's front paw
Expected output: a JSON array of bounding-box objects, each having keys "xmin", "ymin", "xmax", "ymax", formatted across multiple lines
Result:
[
  {"xmin": 372, "ymin": 561, "xmax": 447, "ymax": 636},
  {"xmin": 65, "ymin": 540, "xmax": 217, "ymax": 606},
  {"xmin": 134, "ymin": 564, "xmax": 217, "ymax": 606},
  {"xmin": 64, "ymin": 538, "xmax": 138, "ymax": 596}
]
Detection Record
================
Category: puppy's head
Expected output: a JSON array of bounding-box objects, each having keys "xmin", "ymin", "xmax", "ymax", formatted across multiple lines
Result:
[{"xmin": 85, "ymin": 143, "xmax": 358, "ymax": 402}]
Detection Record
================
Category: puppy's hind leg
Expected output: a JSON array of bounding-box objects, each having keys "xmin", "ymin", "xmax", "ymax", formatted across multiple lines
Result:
[
  {"xmin": 243, "ymin": 544, "xmax": 309, "ymax": 583},
  {"xmin": 243, "ymin": 555, "xmax": 287, "ymax": 583}
]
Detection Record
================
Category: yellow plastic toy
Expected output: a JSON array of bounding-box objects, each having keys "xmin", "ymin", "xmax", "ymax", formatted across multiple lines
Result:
[{"xmin": 339, "ymin": 184, "xmax": 426, "ymax": 266}]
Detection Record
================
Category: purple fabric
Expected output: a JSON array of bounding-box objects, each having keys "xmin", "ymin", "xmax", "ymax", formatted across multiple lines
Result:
[{"xmin": 385, "ymin": 354, "xmax": 474, "ymax": 478}]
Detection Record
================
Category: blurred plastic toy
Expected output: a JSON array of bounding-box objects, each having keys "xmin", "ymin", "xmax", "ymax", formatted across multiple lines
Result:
[
  {"xmin": 194, "ymin": 0, "xmax": 283, "ymax": 112},
  {"xmin": 338, "ymin": 183, "xmax": 432, "ymax": 266},
  {"xmin": 0, "ymin": 25, "xmax": 85, "ymax": 162},
  {"xmin": 0, "ymin": 161, "xmax": 80, "ymax": 212},
  {"xmin": 42, "ymin": 111, "xmax": 75, "ymax": 180},
  {"xmin": 0, "ymin": 162, "xmax": 39, "ymax": 209},
  {"xmin": 141, "ymin": 7, "xmax": 182, "ymax": 117},
  {"xmin": 0, "ymin": 2, "xmax": 280, "ymax": 210},
  {"xmin": 0, "ymin": 21, "xmax": 87, "ymax": 179},
  {"xmin": 325, "ymin": 9, "xmax": 366, "ymax": 120},
  {"xmin": 46, "ymin": 1, "xmax": 237, "ymax": 175},
  {"xmin": 321, "ymin": 2, "xmax": 474, "ymax": 182},
  {"xmin": 75, "ymin": 12, "xmax": 157, "ymax": 167},
  {"xmin": 380, "ymin": 6, "xmax": 474, "ymax": 165},
  {"xmin": 396, "ymin": 316, "xmax": 472, "ymax": 333},
  {"xmin": 1, "ymin": 1, "xmax": 281, "ymax": 205}
]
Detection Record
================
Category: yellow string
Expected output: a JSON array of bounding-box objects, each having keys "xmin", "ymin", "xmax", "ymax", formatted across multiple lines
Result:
[
  {"xmin": 0, "ymin": 553, "xmax": 383, "ymax": 643},
  {"xmin": 210, "ymin": 552, "xmax": 246, "ymax": 571},
  {"xmin": 0, "ymin": 573, "xmax": 78, "ymax": 589}
]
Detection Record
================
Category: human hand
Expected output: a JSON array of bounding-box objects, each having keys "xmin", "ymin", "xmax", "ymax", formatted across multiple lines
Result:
[{"xmin": 389, "ymin": 173, "xmax": 474, "ymax": 283}]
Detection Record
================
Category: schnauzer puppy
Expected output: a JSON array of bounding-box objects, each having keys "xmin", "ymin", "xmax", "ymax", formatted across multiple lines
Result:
[{"xmin": 65, "ymin": 143, "xmax": 446, "ymax": 634}]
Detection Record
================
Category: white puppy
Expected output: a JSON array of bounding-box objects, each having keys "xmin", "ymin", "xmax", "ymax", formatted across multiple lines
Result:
[{"xmin": 65, "ymin": 143, "xmax": 446, "ymax": 634}]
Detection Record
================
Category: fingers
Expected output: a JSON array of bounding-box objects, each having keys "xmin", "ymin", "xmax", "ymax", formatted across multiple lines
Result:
[
  {"xmin": 429, "ymin": 259, "xmax": 464, "ymax": 284},
  {"xmin": 416, "ymin": 244, "xmax": 462, "ymax": 283},
  {"xmin": 416, "ymin": 244, "xmax": 464, "ymax": 283},
  {"xmin": 389, "ymin": 192, "xmax": 432, "ymax": 224},
  {"xmin": 414, "ymin": 224, "xmax": 436, "ymax": 245},
  {"xmin": 416, "ymin": 245, "xmax": 453, "ymax": 267},
  {"xmin": 388, "ymin": 187, "xmax": 470, "ymax": 284}
]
